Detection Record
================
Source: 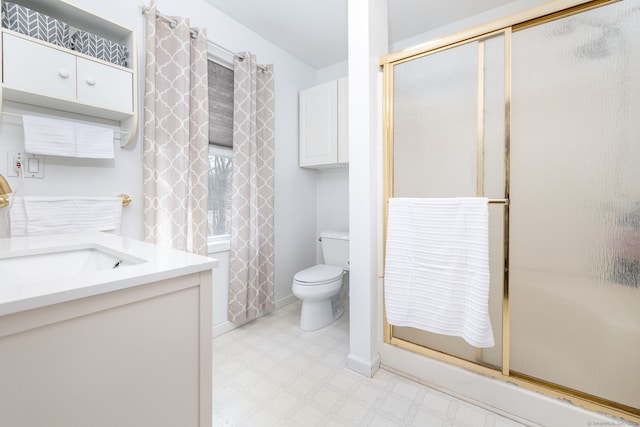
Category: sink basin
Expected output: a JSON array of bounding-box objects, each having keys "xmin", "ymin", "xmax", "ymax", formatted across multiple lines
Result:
[{"xmin": 0, "ymin": 244, "xmax": 145, "ymax": 286}]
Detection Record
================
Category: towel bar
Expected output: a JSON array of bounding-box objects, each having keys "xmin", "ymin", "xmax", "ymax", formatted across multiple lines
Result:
[
  {"xmin": 0, "ymin": 112, "xmax": 128, "ymax": 137},
  {"xmin": 0, "ymin": 193, "xmax": 132, "ymax": 208},
  {"xmin": 386, "ymin": 198, "xmax": 510, "ymax": 205}
]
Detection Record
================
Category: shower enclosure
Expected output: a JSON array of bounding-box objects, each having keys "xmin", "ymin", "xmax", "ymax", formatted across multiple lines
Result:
[{"xmin": 382, "ymin": 0, "xmax": 640, "ymax": 421}]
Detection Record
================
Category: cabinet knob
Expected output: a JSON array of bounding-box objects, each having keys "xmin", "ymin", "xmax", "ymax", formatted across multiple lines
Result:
[
  {"xmin": 58, "ymin": 69, "xmax": 69, "ymax": 79},
  {"xmin": 86, "ymin": 77, "xmax": 96, "ymax": 86}
]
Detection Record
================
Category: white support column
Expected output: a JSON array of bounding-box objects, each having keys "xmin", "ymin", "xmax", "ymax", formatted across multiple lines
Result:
[{"xmin": 347, "ymin": 0, "xmax": 388, "ymax": 377}]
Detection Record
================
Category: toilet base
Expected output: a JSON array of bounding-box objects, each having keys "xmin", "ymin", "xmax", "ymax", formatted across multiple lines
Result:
[{"xmin": 299, "ymin": 298, "xmax": 344, "ymax": 331}]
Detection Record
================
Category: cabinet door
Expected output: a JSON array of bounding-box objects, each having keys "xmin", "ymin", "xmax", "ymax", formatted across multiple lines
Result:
[
  {"xmin": 77, "ymin": 57, "xmax": 133, "ymax": 113},
  {"xmin": 299, "ymin": 80, "xmax": 338, "ymax": 167},
  {"xmin": 337, "ymin": 77, "xmax": 349, "ymax": 164},
  {"xmin": 2, "ymin": 33, "xmax": 76, "ymax": 101}
]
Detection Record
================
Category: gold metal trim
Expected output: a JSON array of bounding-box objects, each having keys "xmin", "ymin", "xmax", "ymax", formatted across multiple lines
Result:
[
  {"xmin": 390, "ymin": 336, "xmax": 500, "ymax": 377},
  {"xmin": 476, "ymin": 41, "xmax": 485, "ymax": 198},
  {"xmin": 387, "ymin": 29, "xmax": 506, "ymax": 69},
  {"xmin": 379, "ymin": 0, "xmax": 617, "ymax": 65},
  {"xmin": 117, "ymin": 194, "xmax": 132, "ymax": 207},
  {"xmin": 475, "ymin": 40, "xmax": 486, "ymax": 364},
  {"xmin": 382, "ymin": 62, "xmax": 394, "ymax": 343},
  {"xmin": 512, "ymin": 0, "xmax": 615, "ymax": 32},
  {"xmin": 501, "ymin": 27, "xmax": 512, "ymax": 378},
  {"xmin": 510, "ymin": 371, "xmax": 640, "ymax": 418},
  {"xmin": 488, "ymin": 198, "xmax": 509, "ymax": 205}
]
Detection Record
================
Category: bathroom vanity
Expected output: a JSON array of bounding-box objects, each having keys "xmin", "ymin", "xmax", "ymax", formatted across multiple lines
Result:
[{"xmin": 0, "ymin": 232, "xmax": 216, "ymax": 427}]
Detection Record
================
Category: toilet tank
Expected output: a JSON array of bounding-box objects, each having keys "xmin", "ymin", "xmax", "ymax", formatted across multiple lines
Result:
[{"xmin": 320, "ymin": 231, "xmax": 350, "ymax": 271}]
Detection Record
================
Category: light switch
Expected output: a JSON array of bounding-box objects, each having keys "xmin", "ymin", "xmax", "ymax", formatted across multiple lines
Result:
[
  {"xmin": 24, "ymin": 153, "xmax": 45, "ymax": 179},
  {"xmin": 27, "ymin": 157, "xmax": 39, "ymax": 173}
]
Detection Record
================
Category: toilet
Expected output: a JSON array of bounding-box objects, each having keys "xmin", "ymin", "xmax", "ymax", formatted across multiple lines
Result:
[{"xmin": 292, "ymin": 231, "xmax": 349, "ymax": 331}]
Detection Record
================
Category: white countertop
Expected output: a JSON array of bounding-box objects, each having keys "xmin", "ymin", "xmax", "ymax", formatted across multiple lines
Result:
[{"xmin": 0, "ymin": 232, "xmax": 218, "ymax": 316}]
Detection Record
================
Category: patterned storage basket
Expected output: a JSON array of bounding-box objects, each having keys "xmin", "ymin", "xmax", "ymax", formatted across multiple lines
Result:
[
  {"xmin": 1, "ymin": 2, "xmax": 70, "ymax": 48},
  {"xmin": 71, "ymin": 30, "xmax": 128, "ymax": 67}
]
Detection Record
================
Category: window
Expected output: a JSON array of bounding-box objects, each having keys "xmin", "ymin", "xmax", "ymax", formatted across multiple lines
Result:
[
  {"xmin": 207, "ymin": 145, "xmax": 232, "ymax": 240},
  {"xmin": 207, "ymin": 58, "xmax": 234, "ymax": 246}
]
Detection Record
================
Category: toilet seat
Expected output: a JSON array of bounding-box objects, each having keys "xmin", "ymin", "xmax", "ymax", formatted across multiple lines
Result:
[{"xmin": 294, "ymin": 264, "xmax": 343, "ymax": 285}]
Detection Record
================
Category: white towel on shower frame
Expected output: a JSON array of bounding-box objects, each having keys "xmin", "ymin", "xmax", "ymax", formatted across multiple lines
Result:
[{"xmin": 384, "ymin": 197, "xmax": 495, "ymax": 348}]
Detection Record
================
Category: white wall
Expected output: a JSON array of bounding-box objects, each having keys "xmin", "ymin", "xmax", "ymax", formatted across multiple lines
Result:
[
  {"xmin": 346, "ymin": 0, "xmax": 388, "ymax": 377},
  {"xmin": 314, "ymin": 167, "xmax": 349, "ymax": 264},
  {"xmin": 0, "ymin": 0, "xmax": 319, "ymax": 336},
  {"xmin": 317, "ymin": 60, "xmax": 348, "ymax": 84}
]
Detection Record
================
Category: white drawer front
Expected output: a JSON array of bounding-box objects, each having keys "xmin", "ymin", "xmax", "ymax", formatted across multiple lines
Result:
[
  {"xmin": 2, "ymin": 33, "xmax": 76, "ymax": 100},
  {"xmin": 77, "ymin": 57, "xmax": 133, "ymax": 113}
]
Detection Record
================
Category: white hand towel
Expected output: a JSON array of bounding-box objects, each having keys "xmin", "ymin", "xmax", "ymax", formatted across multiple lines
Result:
[
  {"xmin": 22, "ymin": 115, "xmax": 114, "ymax": 159},
  {"xmin": 8, "ymin": 195, "xmax": 27, "ymax": 237},
  {"xmin": 10, "ymin": 196, "xmax": 122, "ymax": 236},
  {"xmin": 384, "ymin": 197, "xmax": 495, "ymax": 348}
]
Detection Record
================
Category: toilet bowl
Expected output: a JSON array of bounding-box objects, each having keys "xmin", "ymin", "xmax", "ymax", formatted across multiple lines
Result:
[
  {"xmin": 292, "ymin": 231, "xmax": 349, "ymax": 331},
  {"xmin": 292, "ymin": 264, "xmax": 345, "ymax": 331}
]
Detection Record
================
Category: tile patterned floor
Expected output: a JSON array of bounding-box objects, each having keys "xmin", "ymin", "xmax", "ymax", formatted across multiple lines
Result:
[{"xmin": 213, "ymin": 301, "xmax": 531, "ymax": 427}]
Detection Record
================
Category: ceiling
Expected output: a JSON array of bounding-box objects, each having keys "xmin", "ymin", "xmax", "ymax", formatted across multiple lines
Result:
[{"xmin": 204, "ymin": 0, "xmax": 515, "ymax": 69}]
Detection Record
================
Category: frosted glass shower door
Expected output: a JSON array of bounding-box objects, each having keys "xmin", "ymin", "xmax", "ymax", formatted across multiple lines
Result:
[
  {"xmin": 510, "ymin": 0, "xmax": 640, "ymax": 409},
  {"xmin": 390, "ymin": 35, "xmax": 505, "ymax": 368}
]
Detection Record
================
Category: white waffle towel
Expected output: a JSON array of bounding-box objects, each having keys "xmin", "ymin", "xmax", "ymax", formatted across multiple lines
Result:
[
  {"xmin": 9, "ymin": 196, "xmax": 122, "ymax": 236},
  {"xmin": 22, "ymin": 115, "xmax": 114, "ymax": 159},
  {"xmin": 384, "ymin": 197, "xmax": 495, "ymax": 348}
]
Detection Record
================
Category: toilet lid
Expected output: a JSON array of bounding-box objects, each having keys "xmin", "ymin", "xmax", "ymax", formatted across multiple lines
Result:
[{"xmin": 294, "ymin": 264, "xmax": 343, "ymax": 285}]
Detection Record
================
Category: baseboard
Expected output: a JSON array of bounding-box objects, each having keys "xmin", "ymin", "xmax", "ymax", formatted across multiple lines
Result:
[
  {"xmin": 275, "ymin": 294, "xmax": 298, "ymax": 309},
  {"xmin": 347, "ymin": 352, "xmax": 381, "ymax": 378},
  {"xmin": 212, "ymin": 320, "xmax": 239, "ymax": 338},
  {"xmin": 212, "ymin": 294, "xmax": 299, "ymax": 338}
]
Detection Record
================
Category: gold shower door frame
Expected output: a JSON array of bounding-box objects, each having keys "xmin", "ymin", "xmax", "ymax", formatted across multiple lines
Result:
[{"xmin": 380, "ymin": 0, "xmax": 639, "ymax": 423}]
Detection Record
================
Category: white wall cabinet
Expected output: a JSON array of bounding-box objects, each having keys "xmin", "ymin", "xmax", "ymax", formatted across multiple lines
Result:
[
  {"xmin": 3, "ymin": 33, "xmax": 76, "ymax": 101},
  {"xmin": 0, "ymin": 0, "xmax": 137, "ymax": 146},
  {"xmin": 299, "ymin": 77, "xmax": 348, "ymax": 168},
  {"xmin": 77, "ymin": 56, "xmax": 133, "ymax": 112},
  {"xmin": 2, "ymin": 33, "xmax": 133, "ymax": 115}
]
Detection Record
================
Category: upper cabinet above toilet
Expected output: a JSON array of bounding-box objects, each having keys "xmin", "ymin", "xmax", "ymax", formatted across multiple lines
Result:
[{"xmin": 299, "ymin": 78, "xmax": 348, "ymax": 169}]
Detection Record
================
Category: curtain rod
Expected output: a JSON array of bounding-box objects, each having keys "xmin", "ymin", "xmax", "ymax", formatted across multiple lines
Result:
[
  {"xmin": 140, "ymin": 5, "xmax": 199, "ymax": 38},
  {"xmin": 139, "ymin": 5, "xmax": 268, "ymax": 72}
]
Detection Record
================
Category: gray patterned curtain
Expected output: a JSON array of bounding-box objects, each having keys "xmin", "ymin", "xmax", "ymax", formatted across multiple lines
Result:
[
  {"xmin": 228, "ymin": 53, "xmax": 275, "ymax": 323},
  {"xmin": 143, "ymin": 0, "xmax": 209, "ymax": 255}
]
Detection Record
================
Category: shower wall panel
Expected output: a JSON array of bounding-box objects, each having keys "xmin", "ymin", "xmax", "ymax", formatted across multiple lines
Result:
[
  {"xmin": 510, "ymin": 0, "xmax": 640, "ymax": 409},
  {"xmin": 393, "ymin": 42, "xmax": 477, "ymax": 199}
]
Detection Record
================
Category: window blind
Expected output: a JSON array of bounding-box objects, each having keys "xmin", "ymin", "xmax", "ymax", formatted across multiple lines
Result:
[{"xmin": 207, "ymin": 60, "xmax": 234, "ymax": 148}]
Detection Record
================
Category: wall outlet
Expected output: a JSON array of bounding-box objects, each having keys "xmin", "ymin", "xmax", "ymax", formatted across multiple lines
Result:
[
  {"xmin": 13, "ymin": 152, "xmax": 25, "ymax": 174},
  {"xmin": 6, "ymin": 151, "xmax": 44, "ymax": 178},
  {"xmin": 6, "ymin": 151, "xmax": 23, "ymax": 177}
]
